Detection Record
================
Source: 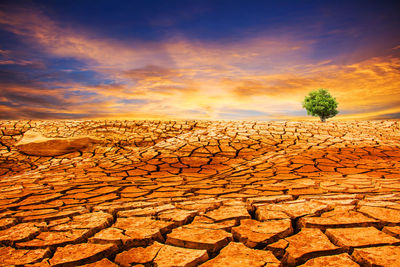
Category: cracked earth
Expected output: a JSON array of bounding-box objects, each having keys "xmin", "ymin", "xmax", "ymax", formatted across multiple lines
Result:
[{"xmin": 0, "ymin": 120, "xmax": 400, "ymax": 266}]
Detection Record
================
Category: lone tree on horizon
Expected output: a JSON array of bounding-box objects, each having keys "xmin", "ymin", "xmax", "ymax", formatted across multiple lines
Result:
[{"xmin": 303, "ymin": 89, "xmax": 338, "ymax": 122}]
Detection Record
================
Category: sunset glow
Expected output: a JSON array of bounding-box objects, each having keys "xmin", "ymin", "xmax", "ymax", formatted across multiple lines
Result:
[{"xmin": 0, "ymin": 1, "xmax": 399, "ymax": 120}]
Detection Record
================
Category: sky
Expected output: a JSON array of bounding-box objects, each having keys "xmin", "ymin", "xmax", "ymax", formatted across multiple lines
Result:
[{"xmin": 0, "ymin": 0, "xmax": 399, "ymax": 121}]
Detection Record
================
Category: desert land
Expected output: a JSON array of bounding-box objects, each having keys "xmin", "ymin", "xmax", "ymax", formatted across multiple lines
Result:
[{"xmin": 0, "ymin": 119, "xmax": 400, "ymax": 266}]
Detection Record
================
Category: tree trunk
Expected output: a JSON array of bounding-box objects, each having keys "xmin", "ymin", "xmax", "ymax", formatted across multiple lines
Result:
[{"xmin": 320, "ymin": 117, "xmax": 326, "ymax": 122}]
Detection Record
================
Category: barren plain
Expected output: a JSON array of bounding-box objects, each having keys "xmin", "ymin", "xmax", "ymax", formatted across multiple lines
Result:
[{"xmin": 0, "ymin": 120, "xmax": 400, "ymax": 266}]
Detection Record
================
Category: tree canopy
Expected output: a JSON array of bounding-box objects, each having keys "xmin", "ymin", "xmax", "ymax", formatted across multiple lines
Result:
[{"xmin": 303, "ymin": 89, "xmax": 338, "ymax": 122}]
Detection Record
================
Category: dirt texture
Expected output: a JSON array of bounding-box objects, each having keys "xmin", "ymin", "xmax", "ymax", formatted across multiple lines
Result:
[{"xmin": 0, "ymin": 119, "xmax": 400, "ymax": 266}]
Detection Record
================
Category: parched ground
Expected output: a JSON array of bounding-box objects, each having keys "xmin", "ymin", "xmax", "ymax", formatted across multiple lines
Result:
[{"xmin": 1, "ymin": 120, "xmax": 400, "ymax": 266}]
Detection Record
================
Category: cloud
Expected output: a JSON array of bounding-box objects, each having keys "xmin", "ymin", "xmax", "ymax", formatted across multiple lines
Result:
[
  {"xmin": 124, "ymin": 65, "xmax": 181, "ymax": 81},
  {"xmin": 228, "ymin": 55, "xmax": 400, "ymax": 116},
  {"xmin": 0, "ymin": 5, "xmax": 399, "ymax": 120},
  {"xmin": 217, "ymin": 108, "xmax": 270, "ymax": 120},
  {"xmin": 0, "ymin": 49, "xmax": 45, "ymax": 68},
  {"xmin": 0, "ymin": 5, "xmax": 312, "ymax": 72}
]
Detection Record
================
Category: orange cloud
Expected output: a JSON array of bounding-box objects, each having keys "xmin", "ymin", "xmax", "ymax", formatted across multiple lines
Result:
[
  {"xmin": 0, "ymin": 6, "xmax": 399, "ymax": 120},
  {"xmin": 225, "ymin": 55, "xmax": 400, "ymax": 117}
]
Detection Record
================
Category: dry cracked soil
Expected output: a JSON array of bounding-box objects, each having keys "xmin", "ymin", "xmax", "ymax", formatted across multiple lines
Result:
[{"xmin": 0, "ymin": 119, "xmax": 400, "ymax": 267}]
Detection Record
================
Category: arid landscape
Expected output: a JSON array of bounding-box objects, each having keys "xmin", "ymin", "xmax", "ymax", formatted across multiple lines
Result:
[
  {"xmin": 0, "ymin": 120, "xmax": 399, "ymax": 266},
  {"xmin": 1, "ymin": 0, "xmax": 400, "ymax": 265}
]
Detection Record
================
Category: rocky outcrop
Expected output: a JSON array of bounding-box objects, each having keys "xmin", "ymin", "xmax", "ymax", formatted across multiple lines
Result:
[{"xmin": 15, "ymin": 129, "xmax": 100, "ymax": 156}]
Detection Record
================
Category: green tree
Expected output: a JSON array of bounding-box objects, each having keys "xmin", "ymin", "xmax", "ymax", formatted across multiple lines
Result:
[{"xmin": 303, "ymin": 89, "xmax": 338, "ymax": 122}]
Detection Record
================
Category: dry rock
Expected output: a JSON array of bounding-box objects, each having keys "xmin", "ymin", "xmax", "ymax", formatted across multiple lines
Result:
[
  {"xmin": 90, "ymin": 217, "xmax": 173, "ymax": 247},
  {"xmin": 297, "ymin": 210, "xmax": 378, "ymax": 230},
  {"xmin": 325, "ymin": 226, "xmax": 400, "ymax": 251},
  {"xmin": 282, "ymin": 228, "xmax": 342, "ymax": 266},
  {"xmin": 200, "ymin": 242, "xmax": 280, "ymax": 267},
  {"xmin": 115, "ymin": 241, "xmax": 163, "ymax": 266},
  {"xmin": 258, "ymin": 200, "xmax": 331, "ymax": 219},
  {"xmin": 154, "ymin": 243, "xmax": 209, "ymax": 267},
  {"xmin": 358, "ymin": 205, "xmax": 400, "ymax": 225},
  {"xmin": 232, "ymin": 219, "xmax": 292, "ymax": 247},
  {"xmin": 166, "ymin": 225, "xmax": 232, "ymax": 253},
  {"xmin": 298, "ymin": 253, "xmax": 359, "ymax": 267},
  {"xmin": 16, "ymin": 129, "xmax": 100, "ymax": 156},
  {"xmin": 352, "ymin": 246, "xmax": 400, "ymax": 266},
  {"xmin": 49, "ymin": 243, "xmax": 118, "ymax": 266},
  {"xmin": 0, "ymin": 246, "xmax": 51, "ymax": 265},
  {"xmin": 205, "ymin": 205, "xmax": 250, "ymax": 222}
]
